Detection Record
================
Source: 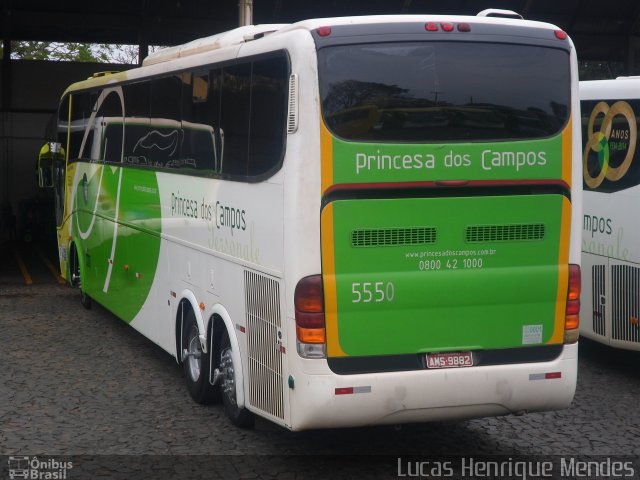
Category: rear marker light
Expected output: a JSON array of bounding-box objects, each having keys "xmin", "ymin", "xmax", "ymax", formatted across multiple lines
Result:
[
  {"xmin": 441, "ymin": 22, "xmax": 454, "ymax": 32},
  {"xmin": 317, "ymin": 26, "xmax": 332, "ymax": 37},
  {"xmin": 335, "ymin": 387, "xmax": 353, "ymax": 395},
  {"xmin": 457, "ymin": 23, "xmax": 471, "ymax": 32},
  {"xmin": 554, "ymin": 30, "xmax": 568, "ymax": 40},
  {"xmin": 425, "ymin": 22, "xmax": 438, "ymax": 31},
  {"xmin": 335, "ymin": 386, "xmax": 372, "ymax": 395},
  {"xmin": 529, "ymin": 372, "xmax": 562, "ymax": 381}
]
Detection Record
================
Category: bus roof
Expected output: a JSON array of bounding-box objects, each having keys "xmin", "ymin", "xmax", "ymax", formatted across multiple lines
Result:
[
  {"xmin": 62, "ymin": 13, "xmax": 565, "ymax": 96},
  {"xmin": 143, "ymin": 13, "xmax": 561, "ymax": 66},
  {"xmin": 580, "ymin": 77, "xmax": 640, "ymax": 100}
]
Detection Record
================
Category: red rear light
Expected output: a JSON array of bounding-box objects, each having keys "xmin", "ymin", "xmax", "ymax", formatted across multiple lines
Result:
[
  {"xmin": 295, "ymin": 275, "xmax": 326, "ymax": 344},
  {"xmin": 554, "ymin": 30, "xmax": 568, "ymax": 40},
  {"xmin": 566, "ymin": 299, "xmax": 580, "ymax": 316},
  {"xmin": 564, "ymin": 264, "xmax": 581, "ymax": 342},
  {"xmin": 457, "ymin": 23, "xmax": 471, "ymax": 32},
  {"xmin": 317, "ymin": 26, "xmax": 332, "ymax": 37},
  {"xmin": 295, "ymin": 275, "xmax": 323, "ymax": 314},
  {"xmin": 425, "ymin": 22, "xmax": 438, "ymax": 31},
  {"xmin": 568, "ymin": 264, "xmax": 580, "ymax": 301},
  {"xmin": 441, "ymin": 22, "xmax": 454, "ymax": 32}
]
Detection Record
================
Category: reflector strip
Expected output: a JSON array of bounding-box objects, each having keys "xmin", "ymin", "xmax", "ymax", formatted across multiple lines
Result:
[
  {"xmin": 236, "ymin": 324, "xmax": 246, "ymax": 333},
  {"xmin": 335, "ymin": 386, "xmax": 371, "ymax": 395},
  {"xmin": 529, "ymin": 372, "xmax": 562, "ymax": 381}
]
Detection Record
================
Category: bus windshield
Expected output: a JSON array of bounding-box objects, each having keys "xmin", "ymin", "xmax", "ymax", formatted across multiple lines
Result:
[{"xmin": 318, "ymin": 42, "xmax": 570, "ymax": 142}]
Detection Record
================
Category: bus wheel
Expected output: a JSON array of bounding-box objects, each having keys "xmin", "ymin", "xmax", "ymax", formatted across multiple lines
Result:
[
  {"xmin": 80, "ymin": 290, "xmax": 92, "ymax": 309},
  {"xmin": 182, "ymin": 310, "xmax": 219, "ymax": 404},
  {"xmin": 218, "ymin": 328, "xmax": 254, "ymax": 428},
  {"xmin": 70, "ymin": 245, "xmax": 91, "ymax": 309}
]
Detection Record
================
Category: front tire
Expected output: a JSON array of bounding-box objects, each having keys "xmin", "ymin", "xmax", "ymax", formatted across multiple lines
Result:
[
  {"xmin": 219, "ymin": 328, "xmax": 254, "ymax": 428},
  {"xmin": 182, "ymin": 310, "xmax": 220, "ymax": 404}
]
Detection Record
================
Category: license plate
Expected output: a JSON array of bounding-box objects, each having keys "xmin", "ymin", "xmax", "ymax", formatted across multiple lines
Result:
[{"xmin": 426, "ymin": 352, "xmax": 473, "ymax": 369}]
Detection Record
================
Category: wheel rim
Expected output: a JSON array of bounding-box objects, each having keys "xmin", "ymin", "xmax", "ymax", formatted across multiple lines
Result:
[
  {"xmin": 220, "ymin": 345, "xmax": 236, "ymax": 406},
  {"xmin": 186, "ymin": 324, "xmax": 202, "ymax": 382}
]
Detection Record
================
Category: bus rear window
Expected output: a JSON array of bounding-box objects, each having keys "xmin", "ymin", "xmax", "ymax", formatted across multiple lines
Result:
[{"xmin": 318, "ymin": 42, "xmax": 570, "ymax": 142}]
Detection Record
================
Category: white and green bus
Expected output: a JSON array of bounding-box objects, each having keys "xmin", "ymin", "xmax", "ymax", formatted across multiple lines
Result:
[
  {"xmin": 49, "ymin": 11, "xmax": 582, "ymax": 430},
  {"xmin": 580, "ymin": 78, "xmax": 640, "ymax": 351}
]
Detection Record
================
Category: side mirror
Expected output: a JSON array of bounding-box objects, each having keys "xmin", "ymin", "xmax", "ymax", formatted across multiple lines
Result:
[{"xmin": 37, "ymin": 142, "xmax": 62, "ymax": 188}]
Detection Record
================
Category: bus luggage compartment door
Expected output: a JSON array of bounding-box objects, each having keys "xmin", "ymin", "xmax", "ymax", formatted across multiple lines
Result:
[{"xmin": 320, "ymin": 194, "xmax": 570, "ymax": 360}]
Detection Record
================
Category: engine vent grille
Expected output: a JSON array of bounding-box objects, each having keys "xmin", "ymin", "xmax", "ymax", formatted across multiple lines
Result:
[
  {"xmin": 611, "ymin": 265, "xmax": 640, "ymax": 344},
  {"xmin": 592, "ymin": 265, "xmax": 606, "ymax": 336},
  {"xmin": 466, "ymin": 223, "xmax": 545, "ymax": 243},
  {"xmin": 244, "ymin": 270, "xmax": 285, "ymax": 420},
  {"xmin": 351, "ymin": 227, "xmax": 436, "ymax": 247}
]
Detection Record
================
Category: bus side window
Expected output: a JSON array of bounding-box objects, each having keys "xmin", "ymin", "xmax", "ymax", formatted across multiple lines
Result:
[
  {"xmin": 150, "ymin": 76, "xmax": 182, "ymax": 169},
  {"xmin": 95, "ymin": 90, "xmax": 123, "ymax": 163},
  {"xmin": 68, "ymin": 92, "xmax": 91, "ymax": 161},
  {"xmin": 181, "ymin": 70, "xmax": 220, "ymax": 174},
  {"xmin": 122, "ymin": 82, "xmax": 151, "ymax": 166},
  {"xmin": 220, "ymin": 63, "xmax": 251, "ymax": 178},
  {"xmin": 248, "ymin": 55, "xmax": 288, "ymax": 177}
]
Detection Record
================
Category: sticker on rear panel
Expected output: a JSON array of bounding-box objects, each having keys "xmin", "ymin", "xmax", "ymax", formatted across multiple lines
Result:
[{"xmin": 522, "ymin": 325, "xmax": 543, "ymax": 345}]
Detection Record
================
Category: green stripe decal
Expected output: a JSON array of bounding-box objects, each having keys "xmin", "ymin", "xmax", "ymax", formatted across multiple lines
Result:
[{"xmin": 73, "ymin": 164, "xmax": 161, "ymax": 322}]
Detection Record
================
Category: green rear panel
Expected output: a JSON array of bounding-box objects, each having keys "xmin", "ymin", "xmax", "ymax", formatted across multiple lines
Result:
[{"xmin": 327, "ymin": 194, "xmax": 564, "ymax": 357}]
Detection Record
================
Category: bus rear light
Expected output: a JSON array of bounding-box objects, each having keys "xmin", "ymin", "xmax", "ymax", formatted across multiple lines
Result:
[
  {"xmin": 565, "ymin": 315, "xmax": 579, "ymax": 331},
  {"xmin": 297, "ymin": 342, "xmax": 326, "ymax": 358},
  {"xmin": 564, "ymin": 264, "xmax": 581, "ymax": 343},
  {"xmin": 425, "ymin": 22, "xmax": 470, "ymax": 32},
  {"xmin": 295, "ymin": 275, "xmax": 324, "ymax": 313},
  {"xmin": 568, "ymin": 264, "xmax": 580, "ymax": 301},
  {"xmin": 295, "ymin": 275, "xmax": 326, "ymax": 357},
  {"xmin": 316, "ymin": 26, "xmax": 332, "ymax": 37},
  {"xmin": 566, "ymin": 299, "xmax": 579, "ymax": 316},
  {"xmin": 554, "ymin": 30, "xmax": 568, "ymax": 40},
  {"xmin": 296, "ymin": 326, "xmax": 325, "ymax": 344}
]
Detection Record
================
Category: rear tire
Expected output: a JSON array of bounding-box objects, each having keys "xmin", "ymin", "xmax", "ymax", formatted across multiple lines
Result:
[
  {"xmin": 219, "ymin": 328, "xmax": 254, "ymax": 428},
  {"xmin": 182, "ymin": 309, "xmax": 220, "ymax": 404},
  {"xmin": 80, "ymin": 290, "xmax": 92, "ymax": 309},
  {"xmin": 70, "ymin": 245, "xmax": 91, "ymax": 309}
]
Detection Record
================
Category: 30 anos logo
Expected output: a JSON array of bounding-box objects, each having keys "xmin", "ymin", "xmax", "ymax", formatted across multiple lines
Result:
[{"xmin": 583, "ymin": 100, "xmax": 637, "ymax": 189}]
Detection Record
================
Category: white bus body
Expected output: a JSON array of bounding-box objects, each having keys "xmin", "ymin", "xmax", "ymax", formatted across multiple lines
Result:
[
  {"xmin": 53, "ymin": 14, "xmax": 582, "ymax": 431},
  {"xmin": 580, "ymin": 78, "xmax": 640, "ymax": 351}
]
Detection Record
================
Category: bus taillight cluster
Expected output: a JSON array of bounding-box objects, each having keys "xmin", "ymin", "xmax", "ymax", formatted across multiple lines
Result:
[
  {"xmin": 294, "ymin": 275, "xmax": 327, "ymax": 358},
  {"xmin": 565, "ymin": 264, "xmax": 581, "ymax": 343}
]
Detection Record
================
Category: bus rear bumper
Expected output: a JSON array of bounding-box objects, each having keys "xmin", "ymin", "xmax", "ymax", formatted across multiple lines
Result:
[{"xmin": 287, "ymin": 343, "xmax": 577, "ymax": 431}]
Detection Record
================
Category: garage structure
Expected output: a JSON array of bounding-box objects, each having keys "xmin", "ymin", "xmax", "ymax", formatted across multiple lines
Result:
[{"xmin": 2, "ymin": 0, "xmax": 640, "ymax": 241}]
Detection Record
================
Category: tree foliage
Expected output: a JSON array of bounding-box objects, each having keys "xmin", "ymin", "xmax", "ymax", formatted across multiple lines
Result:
[{"xmin": 1, "ymin": 41, "xmax": 141, "ymax": 64}]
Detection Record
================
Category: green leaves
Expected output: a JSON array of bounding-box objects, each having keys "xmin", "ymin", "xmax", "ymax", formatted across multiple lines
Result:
[{"xmin": 2, "ymin": 41, "xmax": 141, "ymax": 63}]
